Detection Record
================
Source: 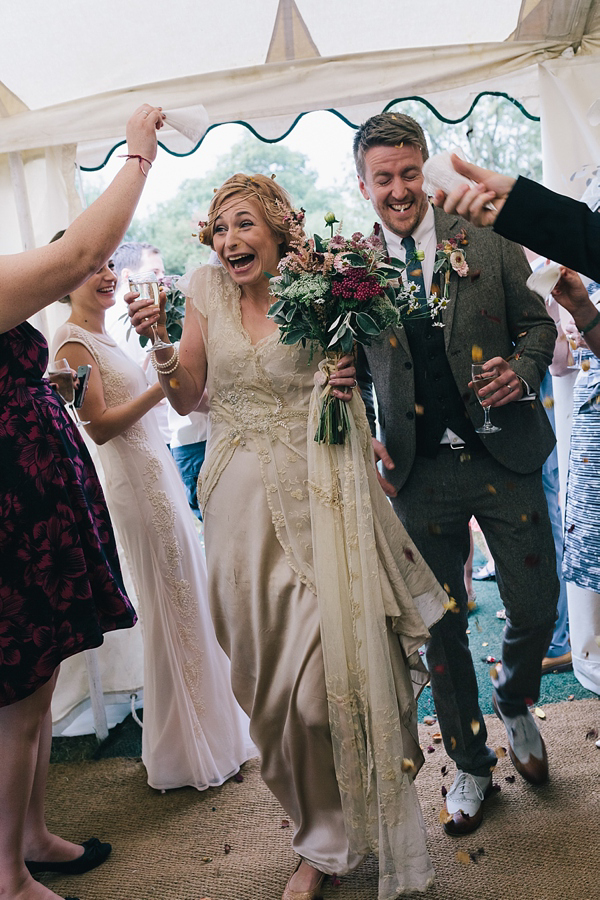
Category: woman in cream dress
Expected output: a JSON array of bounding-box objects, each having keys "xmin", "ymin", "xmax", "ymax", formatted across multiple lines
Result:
[
  {"xmin": 128, "ymin": 174, "xmax": 447, "ymax": 900},
  {"xmin": 53, "ymin": 260, "xmax": 252, "ymax": 792}
]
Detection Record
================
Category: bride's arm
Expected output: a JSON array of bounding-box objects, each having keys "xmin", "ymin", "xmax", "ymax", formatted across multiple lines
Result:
[
  {"xmin": 56, "ymin": 341, "xmax": 164, "ymax": 445},
  {"xmin": 127, "ymin": 293, "xmax": 208, "ymax": 415}
]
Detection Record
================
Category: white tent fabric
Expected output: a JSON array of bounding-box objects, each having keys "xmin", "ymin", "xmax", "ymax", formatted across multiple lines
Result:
[{"xmin": 3, "ymin": 0, "xmax": 600, "ymax": 732}]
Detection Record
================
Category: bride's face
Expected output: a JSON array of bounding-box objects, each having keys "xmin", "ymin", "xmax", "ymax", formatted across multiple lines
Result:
[{"xmin": 212, "ymin": 196, "xmax": 282, "ymax": 288}]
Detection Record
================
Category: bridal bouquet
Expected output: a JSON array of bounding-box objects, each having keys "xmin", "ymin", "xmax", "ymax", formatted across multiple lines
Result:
[{"xmin": 268, "ymin": 211, "xmax": 447, "ymax": 444}]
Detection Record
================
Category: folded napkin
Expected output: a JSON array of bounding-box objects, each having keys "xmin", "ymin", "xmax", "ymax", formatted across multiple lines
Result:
[
  {"xmin": 526, "ymin": 262, "xmax": 562, "ymax": 298},
  {"xmin": 422, "ymin": 148, "xmax": 495, "ymax": 210},
  {"xmin": 422, "ymin": 148, "xmax": 474, "ymax": 196},
  {"xmin": 163, "ymin": 104, "xmax": 209, "ymax": 145}
]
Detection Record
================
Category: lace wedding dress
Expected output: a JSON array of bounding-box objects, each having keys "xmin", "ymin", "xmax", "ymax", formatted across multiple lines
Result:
[
  {"xmin": 180, "ymin": 265, "xmax": 447, "ymax": 899},
  {"xmin": 54, "ymin": 323, "xmax": 252, "ymax": 791}
]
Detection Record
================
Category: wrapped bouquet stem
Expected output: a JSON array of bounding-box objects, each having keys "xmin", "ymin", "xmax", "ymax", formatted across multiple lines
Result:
[{"xmin": 313, "ymin": 352, "xmax": 351, "ymax": 444}]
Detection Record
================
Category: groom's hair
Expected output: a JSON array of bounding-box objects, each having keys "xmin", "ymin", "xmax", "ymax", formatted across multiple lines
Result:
[{"xmin": 353, "ymin": 113, "xmax": 429, "ymax": 178}]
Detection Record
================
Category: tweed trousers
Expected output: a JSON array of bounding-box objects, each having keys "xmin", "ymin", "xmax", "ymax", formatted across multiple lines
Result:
[{"xmin": 391, "ymin": 443, "xmax": 559, "ymax": 777}]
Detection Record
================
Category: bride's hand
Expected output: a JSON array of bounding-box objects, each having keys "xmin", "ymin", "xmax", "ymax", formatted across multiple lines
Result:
[
  {"xmin": 330, "ymin": 353, "xmax": 357, "ymax": 402},
  {"xmin": 125, "ymin": 288, "xmax": 167, "ymax": 338}
]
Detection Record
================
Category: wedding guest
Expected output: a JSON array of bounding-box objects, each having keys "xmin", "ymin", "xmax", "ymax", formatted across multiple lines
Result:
[
  {"xmin": 127, "ymin": 172, "xmax": 447, "ymax": 900},
  {"xmin": 52, "ymin": 258, "xmax": 251, "ymax": 792},
  {"xmin": 0, "ymin": 104, "xmax": 162, "ymax": 900},
  {"xmin": 108, "ymin": 241, "xmax": 209, "ymax": 517},
  {"xmin": 354, "ymin": 112, "xmax": 559, "ymax": 835},
  {"xmin": 433, "ymin": 155, "xmax": 600, "ymax": 285},
  {"xmin": 557, "ymin": 280, "xmax": 600, "ymax": 602}
]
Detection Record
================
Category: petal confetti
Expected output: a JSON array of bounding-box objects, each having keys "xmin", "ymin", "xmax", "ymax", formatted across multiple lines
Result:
[
  {"xmin": 455, "ymin": 850, "xmax": 471, "ymax": 866},
  {"xmin": 534, "ymin": 707, "xmax": 546, "ymax": 719},
  {"xmin": 471, "ymin": 344, "xmax": 483, "ymax": 363}
]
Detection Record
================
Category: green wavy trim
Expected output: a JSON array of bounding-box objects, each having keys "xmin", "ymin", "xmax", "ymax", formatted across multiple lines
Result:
[{"xmin": 79, "ymin": 91, "xmax": 539, "ymax": 172}]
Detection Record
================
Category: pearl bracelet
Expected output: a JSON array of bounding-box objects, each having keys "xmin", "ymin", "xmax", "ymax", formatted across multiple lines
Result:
[{"xmin": 150, "ymin": 344, "xmax": 180, "ymax": 374}]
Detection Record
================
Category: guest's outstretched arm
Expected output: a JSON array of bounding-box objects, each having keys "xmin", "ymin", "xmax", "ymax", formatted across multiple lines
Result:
[
  {"xmin": 433, "ymin": 155, "xmax": 600, "ymax": 282},
  {"xmin": 0, "ymin": 104, "xmax": 164, "ymax": 333}
]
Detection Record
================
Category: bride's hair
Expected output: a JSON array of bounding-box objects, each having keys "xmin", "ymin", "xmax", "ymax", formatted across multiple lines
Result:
[{"xmin": 199, "ymin": 173, "xmax": 296, "ymax": 255}]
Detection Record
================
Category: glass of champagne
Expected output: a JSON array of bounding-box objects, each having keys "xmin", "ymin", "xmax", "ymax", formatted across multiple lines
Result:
[
  {"xmin": 129, "ymin": 271, "xmax": 170, "ymax": 351},
  {"xmin": 47, "ymin": 358, "xmax": 89, "ymax": 426},
  {"xmin": 471, "ymin": 363, "xmax": 502, "ymax": 434}
]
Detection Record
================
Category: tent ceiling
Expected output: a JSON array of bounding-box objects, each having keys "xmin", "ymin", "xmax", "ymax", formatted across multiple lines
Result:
[{"xmin": 1, "ymin": 0, "xmax": 599, "ymax": 163}]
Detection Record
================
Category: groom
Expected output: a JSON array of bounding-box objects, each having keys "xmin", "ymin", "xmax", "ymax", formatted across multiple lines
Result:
[{"xmin": 354, "ymin": 113, "xmax": 560, "ymax": 835}]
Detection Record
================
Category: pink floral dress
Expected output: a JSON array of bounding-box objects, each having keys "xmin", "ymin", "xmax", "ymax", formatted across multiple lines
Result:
[{"xmin": 0, "ymin": 323, "xmax": 136, "ymax": 707}]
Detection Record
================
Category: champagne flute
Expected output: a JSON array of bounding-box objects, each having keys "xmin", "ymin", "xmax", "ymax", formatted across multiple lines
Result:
[
  {"xmin": 471, "ymin": 363, "xmax": 502, "ymax": 434},
  {"xmin": 129, "ymin": 271, "xmax": 171, "ymax": 351},
  {"xmin": 47, "ymin": 359, "xmax": 90, "ymax": 426}
]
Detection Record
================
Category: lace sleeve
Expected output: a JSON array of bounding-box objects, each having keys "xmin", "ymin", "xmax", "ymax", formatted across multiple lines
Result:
[{"xmin": 177, "ymin": 265, "xmax": 222, "ymax": 318}]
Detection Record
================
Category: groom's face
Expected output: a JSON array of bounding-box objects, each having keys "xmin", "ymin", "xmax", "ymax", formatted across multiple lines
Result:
[{"xmin": 358, "ymin": 143, "xmax": 429, "ymax": 239}]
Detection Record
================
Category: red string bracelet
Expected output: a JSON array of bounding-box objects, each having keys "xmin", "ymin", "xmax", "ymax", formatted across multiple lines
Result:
[{"xmin": 118, "ymin": 154, "xmax": 153, "ymax": 177}]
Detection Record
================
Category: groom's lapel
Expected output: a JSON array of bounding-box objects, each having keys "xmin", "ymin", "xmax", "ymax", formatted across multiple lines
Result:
[
  {"xmin": 379, "ymin": 227, "xmax": 411, "ymax": 355},
  {"xmin": 433, "ymin": 207, "xmax": 460, "ymax": 352}
]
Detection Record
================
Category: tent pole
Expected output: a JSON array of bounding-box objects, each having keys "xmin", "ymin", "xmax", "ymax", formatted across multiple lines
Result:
[{"xmin": 0, "ymin": 97, "xmax": 49, "ymax": 335}]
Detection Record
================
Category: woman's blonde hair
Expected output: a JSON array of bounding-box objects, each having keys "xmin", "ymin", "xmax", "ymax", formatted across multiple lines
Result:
[{"xmin": 199, "ymin": 173, "xmax": 295, "ymax": 255}]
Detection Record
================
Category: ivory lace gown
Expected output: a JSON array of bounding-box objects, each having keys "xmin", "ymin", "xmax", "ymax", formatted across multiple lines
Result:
[
  {"xmin": 54, "ymin": 323, "xmax": 252, "ymax": 791},
  {"xmin": 181, "ymin": 265, "xmax": 447, "ymax": 898}
]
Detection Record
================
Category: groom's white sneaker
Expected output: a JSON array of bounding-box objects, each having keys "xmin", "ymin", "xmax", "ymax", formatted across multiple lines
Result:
[
  {"xmin": 493, "ymin": 693, "xmax": 548, "ymax": 785},
  {"xmin": 443, "ymin": 771, "xmax": 493, "ymax": 836}
]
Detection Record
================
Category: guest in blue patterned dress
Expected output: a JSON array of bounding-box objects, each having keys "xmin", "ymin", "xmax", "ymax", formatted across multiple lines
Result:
[{"xmin": 0, "ymin": 104, "xmax": 162, "ymax": 900}]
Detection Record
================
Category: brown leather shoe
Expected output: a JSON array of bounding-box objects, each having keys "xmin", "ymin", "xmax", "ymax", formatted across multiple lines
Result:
[
  {"xmin": 541, "ymin": 651, "xmax": 572, "ymax": 675},
  {"xmin": 443, "ymin": 771, "xmax": 494, "ymax": 836},
  {"xmin": 492, "ymin": 694, "xmax": 548, "ymax": 785}
]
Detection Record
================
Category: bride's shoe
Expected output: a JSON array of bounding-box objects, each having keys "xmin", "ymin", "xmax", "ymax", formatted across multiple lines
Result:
[{"xmin": 282, "ymin": 860, "xmax": 326, "ymax": 900}]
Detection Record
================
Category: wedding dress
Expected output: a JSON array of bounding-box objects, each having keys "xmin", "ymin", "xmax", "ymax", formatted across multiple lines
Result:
[
  {"xmin": 54, "ymin": 322, "xmax": 252, "ymax": 791},
  {"xmin": 180, "ymin": 264, "xmax": 447, "ymax": 899}
]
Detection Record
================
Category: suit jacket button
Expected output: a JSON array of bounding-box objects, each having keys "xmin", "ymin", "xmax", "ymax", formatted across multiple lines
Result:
[
  {"xmin": 405, "ymin": 361, "xmax": 412, "ymax": 369},
  {"xmin": 406, "ymin": 411, "xmax": 415, "ymax": 420}
]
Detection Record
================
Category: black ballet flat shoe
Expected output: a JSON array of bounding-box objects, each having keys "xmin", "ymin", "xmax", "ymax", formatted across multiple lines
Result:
[{"xmin": 26, "ymin": 837, "xmax": 111, "ymax": 875}]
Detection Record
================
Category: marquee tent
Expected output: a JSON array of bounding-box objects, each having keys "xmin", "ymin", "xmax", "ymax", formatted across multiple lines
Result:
[
  {"xmin": 2, "ymin": 0, "xmax": 600, "ymax": 256},
  {"xmin": 2, "ymin": 0, "xmax": 600, "ymax": 733}
]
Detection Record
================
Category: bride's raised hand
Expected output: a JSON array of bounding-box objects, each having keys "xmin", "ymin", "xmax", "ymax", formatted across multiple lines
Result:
[
  {"xmin": 125, "ymin": 287, "xmax": 167, "ymax": 341},
  {"xmin": 329, "ymin": 352, "xmax": 357, "ymax": 402}
]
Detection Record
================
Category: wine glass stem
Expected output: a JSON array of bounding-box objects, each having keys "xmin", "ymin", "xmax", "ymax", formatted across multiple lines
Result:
[{"xmin": 483, "ymin": 407, "xmax": 492, "ymax": 427}]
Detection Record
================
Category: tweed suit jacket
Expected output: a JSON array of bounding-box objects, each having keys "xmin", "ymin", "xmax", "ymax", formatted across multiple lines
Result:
[{"xmin": 359, "ymin": 205, "xmax": 557, "ymax": 491}]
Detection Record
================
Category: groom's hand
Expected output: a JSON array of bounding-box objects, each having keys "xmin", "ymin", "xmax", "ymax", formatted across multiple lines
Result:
[
  {"xmin": 372, "ymin": 438, "xmax": 397, "ymax": 497},
  {"xmin": 468, "ymin": 357, "xmax": 524, "ymax": 408}
]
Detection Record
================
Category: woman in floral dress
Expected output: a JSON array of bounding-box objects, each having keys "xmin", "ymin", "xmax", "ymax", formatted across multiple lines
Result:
[{"xmin": 0, "ymin": 104, "xmax": 162, "ymax": 900}]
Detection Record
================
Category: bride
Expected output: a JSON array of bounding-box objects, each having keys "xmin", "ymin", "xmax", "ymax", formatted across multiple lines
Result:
[
  {"xmin": 127, "ymin": 173, "xmax": 447, "ymax": 900},
  {"xmin": 52, "ymin": 253, "xmax": 252, "ymax": 792}
]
